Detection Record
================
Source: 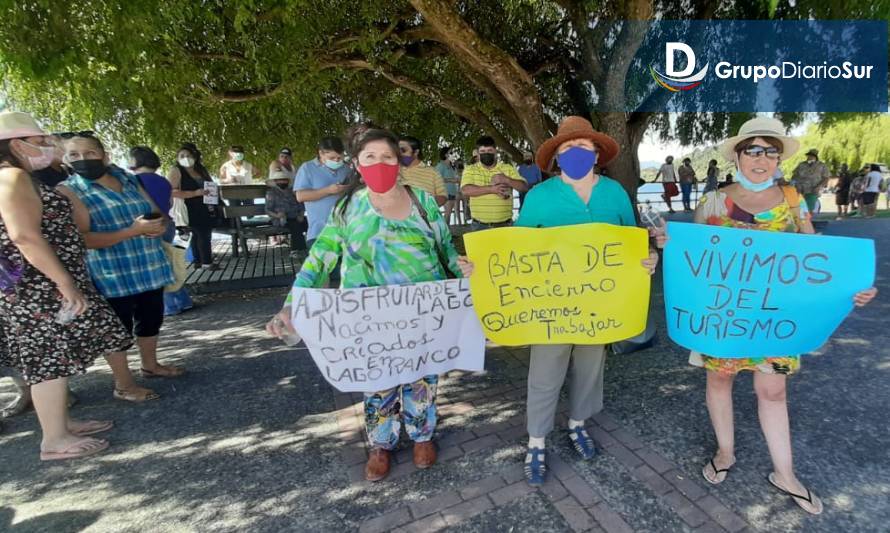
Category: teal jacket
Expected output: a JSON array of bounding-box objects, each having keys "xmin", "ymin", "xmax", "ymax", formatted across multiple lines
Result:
[{"xmin": 515, "ymin": 175, "xmax": 636, "ymax": 228}]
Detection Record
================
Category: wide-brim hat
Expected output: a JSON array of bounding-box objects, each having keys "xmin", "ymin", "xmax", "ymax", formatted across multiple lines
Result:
[
  {"xmin": 267, "ymin": 170, "xmax": 293, "ymax": 187},
  {"xmin": 805, "ymin": 148, "xmax": 819, "ymax": 157},
  {"xmin": 535, "ymin": 116, "xmax": 620, "ymax": 171},
  {"xmin": 0, "ymin": 111, "xmax": 46, "ymax": 141},
  {"xmin": 718, "ymin": 117, "xmax": 800, "ymax": 162}
]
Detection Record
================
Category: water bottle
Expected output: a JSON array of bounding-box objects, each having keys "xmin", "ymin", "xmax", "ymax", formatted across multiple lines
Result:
[
  {"xmin": 273, "ymin": 316, "xmax": 301, "ymax": 346},
  {"xmin": 56, "ymin": 301, "xmax": 78, "ymax": 325},
  {"xmin": 640, "ymin": 202, "xmax": 665, "ymax": 230}
]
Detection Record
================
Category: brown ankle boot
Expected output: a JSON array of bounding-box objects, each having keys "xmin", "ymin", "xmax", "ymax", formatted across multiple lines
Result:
[
  {"xmin": 413, "ymin": 441, "xmax": 437, "ymax": 469},
  {"xmin": 365, "ymin": 448, "xmax": 391, "ymax": 481}
]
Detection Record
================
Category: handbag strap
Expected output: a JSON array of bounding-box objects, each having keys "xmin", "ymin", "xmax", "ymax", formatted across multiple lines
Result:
[
  {"xmin": 780, "ymin": 185, "xmax": 803, "ymax": 229},
  {"xmin": 404, "ymin": 186, "xmax": 457, "ymax": 279}
]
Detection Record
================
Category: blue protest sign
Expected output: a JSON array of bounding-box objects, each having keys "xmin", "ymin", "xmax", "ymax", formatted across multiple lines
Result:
[{"xmin": 663, "ymin": 222, "xmax": 875, "ymax": 358}]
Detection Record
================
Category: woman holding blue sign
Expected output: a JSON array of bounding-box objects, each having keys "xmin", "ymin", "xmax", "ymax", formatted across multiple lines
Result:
[
  {"xmin": 462, "ymin": 116, "xmax": 663, "ymax": 486},
  {"xmin": 692, "ymin": 117, "xmax": 876, "ymax": 514}
]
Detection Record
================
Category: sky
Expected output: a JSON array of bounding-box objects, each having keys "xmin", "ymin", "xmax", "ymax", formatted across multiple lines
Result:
[
  {"xmin": 637, "ymin": 135, "xmax": 686, "ymax": 166},
  {"xmin": 636, "ymin": 113, "xmax": 814, "ymax": 168}
]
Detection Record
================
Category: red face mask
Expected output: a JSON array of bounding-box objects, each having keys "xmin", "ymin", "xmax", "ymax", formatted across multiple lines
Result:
[{"xmin": 357, "ymin": 162, "xmax": 399, "ymax": 193}]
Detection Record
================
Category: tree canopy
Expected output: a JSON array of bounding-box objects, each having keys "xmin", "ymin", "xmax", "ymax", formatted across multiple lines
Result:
[
  {"xmin": 782, "ymin": 116, "xmax": 890, "ymax": 173},
  {"xmin": 0, "ymin": 0, "xmax": 887, "ymax": 182}
]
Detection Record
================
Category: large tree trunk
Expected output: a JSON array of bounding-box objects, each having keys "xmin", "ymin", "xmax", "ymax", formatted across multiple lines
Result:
[
  {"xmin": 409, "ymin": 0, "xmax": 550, "ymax": 147},
  {"xmin": 597, "ymin": 112, "xmax": 645, "ymax": 199}
]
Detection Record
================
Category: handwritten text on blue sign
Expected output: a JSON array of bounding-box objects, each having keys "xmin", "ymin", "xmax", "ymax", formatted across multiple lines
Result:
[{"xmin": 663, "ymin": 222, "xmax": 875, "ymax": 358}]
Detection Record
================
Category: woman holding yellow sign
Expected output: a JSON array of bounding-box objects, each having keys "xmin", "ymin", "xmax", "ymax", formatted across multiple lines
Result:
[
  {"xmin": 462, "ymin": 117, "xmax": 663, "ymax": 486},
  {"xmin": 692, "ymin": 117, "xmax": 877, "ymax": 514}
]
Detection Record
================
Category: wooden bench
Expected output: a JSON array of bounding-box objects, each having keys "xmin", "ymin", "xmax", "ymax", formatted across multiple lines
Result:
[{"xmin": 217, "ymin": 184, "xmax": 289, "ymax": 258}]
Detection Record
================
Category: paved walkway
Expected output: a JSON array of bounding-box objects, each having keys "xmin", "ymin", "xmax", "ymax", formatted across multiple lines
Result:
[{"xmin": 1, "ymin": 219, "xmax": 888, "ymax": 532}]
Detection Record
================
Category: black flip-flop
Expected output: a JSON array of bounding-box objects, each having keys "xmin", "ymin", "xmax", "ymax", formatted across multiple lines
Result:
[
  {"xmin": 767, "ymin": 473, "xmax": 823, "ymax": 515},
  {"xmin": 702, "ymin": 458, "xmax": 734, "ymax": 485}
]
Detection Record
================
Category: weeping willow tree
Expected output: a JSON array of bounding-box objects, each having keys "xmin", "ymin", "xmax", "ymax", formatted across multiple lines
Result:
[
  {"xmin": 781, "ymin": 115, "xmax": 890, "ymax": 174},
  {"xmin": 0, "ymin": 0, "xmax": 886, "ymax": 183}
]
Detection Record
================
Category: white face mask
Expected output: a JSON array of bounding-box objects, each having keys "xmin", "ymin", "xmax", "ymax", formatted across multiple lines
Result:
[
  {"xmin": 178, "ymin": 157, "xmax": 195, "ymax": 168},
  {"xmin": 17, "ymin": 140, "xmax": 56, "ymax": 171}
]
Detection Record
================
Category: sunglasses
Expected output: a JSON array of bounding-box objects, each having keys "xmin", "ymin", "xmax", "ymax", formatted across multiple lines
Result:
[
  {"xmin": 740, "ymin": 145, "xmax": 781, "ymax": 160},
  {"xmin": 56, "ymin": 130, "xmax": 97, "ymax": 139}
]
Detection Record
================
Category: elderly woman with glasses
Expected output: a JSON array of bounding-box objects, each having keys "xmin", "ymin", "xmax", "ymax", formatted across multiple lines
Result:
[{"xmin": 692, "ymin": 117, "xmax": 877, "ymax": 515}]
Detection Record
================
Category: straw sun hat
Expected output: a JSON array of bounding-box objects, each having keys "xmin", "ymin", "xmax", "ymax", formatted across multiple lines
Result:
[
  {"xmin": 0, "ymin": 111, "xmax": 46, "ymax": 141},
  {"xmin": 718, "ymin": 117, "xmax": 799, "ymax": 162}
]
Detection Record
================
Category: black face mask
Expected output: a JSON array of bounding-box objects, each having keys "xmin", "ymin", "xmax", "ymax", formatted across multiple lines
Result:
[
  {"xmin": 479, "ymin": 153, "xmax": 496, "ymax": 166},
  {"xmin": 276, "ymin": 182, "xmax": 289, "ymax": 190},
  {"xmin": 71, "ymin": 159, "xmax": 108, "ymax": 181},
  {"xmin": 523, "ymin": 159, "xmax": 533, "ymax": 165}
]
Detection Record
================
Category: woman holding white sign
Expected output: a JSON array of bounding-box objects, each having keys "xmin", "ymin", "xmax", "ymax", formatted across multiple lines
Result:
[
  {"xmin": 462, "ymin": 116, "xmax": 663, "ymax": 486},
  {"xmin": 692, "ymin": 117, "xmax": 876, "ymax": 514},
  {"xmin": 267, "ymin": 126, "xmax": 468, "ymax": 482}
]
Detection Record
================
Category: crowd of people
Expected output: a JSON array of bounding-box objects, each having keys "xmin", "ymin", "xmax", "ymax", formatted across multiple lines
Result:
[
  {"xmin": 265, "ymin": 116, "xmax": 876, "ymax": 517},
  {"xmin": 653, "ymin": 147, "xmax": 890, "ymax": 219},
  {"xmin": 831, "ymin": 161, "xmax": 887, "ymax": 219},
  {"xmin": 0, "ymin": 110, "xmax": 879, "ymax": 518}
]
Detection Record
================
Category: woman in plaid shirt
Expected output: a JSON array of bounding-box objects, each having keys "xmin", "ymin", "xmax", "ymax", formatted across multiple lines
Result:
[{"xmin": 58, "ymin": 133, "xmax": 185, "ymax": 403}]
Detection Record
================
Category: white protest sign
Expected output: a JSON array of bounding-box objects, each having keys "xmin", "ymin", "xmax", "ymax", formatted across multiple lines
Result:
[
  {"xmin": 291, "ymin": 279, "xmax": 486, "ymax": 392},
  {"xmin": 203, "ymin": 181, "xmax": 219, "ymax": 205}
]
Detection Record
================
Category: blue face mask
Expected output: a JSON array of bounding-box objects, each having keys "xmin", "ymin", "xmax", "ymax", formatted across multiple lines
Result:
[
  {"xmin": 324, "ymin": 160, "xmax": 344, "ymax": 170},
  {"xmin": 556, "ymin": 146, "xmax": 598, "ymax": 180},
  {"xmin": 735, "ymin": 169, "xmax": 773, "ymax": 192}
]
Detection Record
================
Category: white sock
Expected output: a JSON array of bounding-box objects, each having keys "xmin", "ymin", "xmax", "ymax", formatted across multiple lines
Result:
[
  {"xmin": 568, "ymin": 418, "xmax": 585, "ymax": 430},
  {"xmin": 528, "ymin": 436, "xmax": 545, "ymax": 449}
]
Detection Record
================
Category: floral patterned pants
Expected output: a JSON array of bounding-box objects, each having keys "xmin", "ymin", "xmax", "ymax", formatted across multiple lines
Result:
[{"xmin": 364, "ymin": 375, "xmax": 438, "ymax": 450}]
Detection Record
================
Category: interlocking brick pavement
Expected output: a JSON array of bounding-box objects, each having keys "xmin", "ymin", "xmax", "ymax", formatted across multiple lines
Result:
[{"xmin": 336, "ymin": 347, "xmax": 751, "ymax": 533}]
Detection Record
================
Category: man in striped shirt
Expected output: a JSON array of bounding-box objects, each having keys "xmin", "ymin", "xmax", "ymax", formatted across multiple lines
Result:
[{"xmin": 399, "ymin": 136, "xmax": 447, "ymax": 206}]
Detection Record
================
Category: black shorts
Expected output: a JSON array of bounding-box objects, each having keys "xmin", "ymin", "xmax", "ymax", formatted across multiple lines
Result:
[
  {"xmin": 861, "ymin": 192, "xmax": 879, "ymax": 205},
  {"xmin": 106, "ymin": 288, "xmax": 165, "ymax": 338}
]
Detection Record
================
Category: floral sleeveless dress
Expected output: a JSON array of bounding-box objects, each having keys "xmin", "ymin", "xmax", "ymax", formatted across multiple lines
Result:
[
  {"xmin": 0, "ymin": 178, "xmax": 132, "ymax": 384},
  {"xmin": 688, "ymin": 187, "xmax": 810, "ymax": 375}
]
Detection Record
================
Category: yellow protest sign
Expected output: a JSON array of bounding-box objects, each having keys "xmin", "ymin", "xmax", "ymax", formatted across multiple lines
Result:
[{"xmin": 464, "ymin": 223, "xmax": 651, "ymax": 345}]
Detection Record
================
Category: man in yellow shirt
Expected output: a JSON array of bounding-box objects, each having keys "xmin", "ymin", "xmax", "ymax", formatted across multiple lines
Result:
[
  {"xmin": 461, "ymin": 136, "xmax": 527, "ymax": 229},
  {"xmin": 399, "ymin": 136, "xmax": 447, "ymax": 206}
]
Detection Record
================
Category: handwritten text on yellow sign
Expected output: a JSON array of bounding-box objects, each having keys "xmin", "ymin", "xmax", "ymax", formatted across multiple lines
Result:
[{"xmin": 464, "ymin": 223, "xmax": 651, "ymax": 345}]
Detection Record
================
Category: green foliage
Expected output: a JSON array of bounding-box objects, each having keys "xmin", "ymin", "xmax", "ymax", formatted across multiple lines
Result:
[
  {"xmin": 0, "ymin": 0, "xmax": 887, "ymax": 174},
  {"xmin": 0, "ymin": 0, "xmax": 468, "ymax": 169},
  {"xmin": 781, "ymin": 115, "xmax": 890, "ymax": 174}
]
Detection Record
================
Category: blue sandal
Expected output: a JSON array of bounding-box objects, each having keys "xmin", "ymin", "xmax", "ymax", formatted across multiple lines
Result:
[
  {"xmin": 524, "ymin": 447, "xmax": 546, "ymax": 486},
  {"xmin": 568, "ymin": 426, "xmax": 597, "ymax": 460}
]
